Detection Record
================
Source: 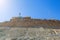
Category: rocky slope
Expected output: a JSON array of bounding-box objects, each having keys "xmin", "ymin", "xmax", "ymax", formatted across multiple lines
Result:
[
  {"xmin": 0, "ymin": 16, "xmax": 60, "ymax": 40},
  {"xmin": 0, "ymin": 27, "xmax": 60, "ymax": 40},
  {"xmin": 0, "ymin": 17, "xmax": 60, "ymax": 29}
]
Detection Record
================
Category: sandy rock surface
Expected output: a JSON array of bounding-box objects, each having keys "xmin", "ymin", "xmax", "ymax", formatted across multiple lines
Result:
[{"xmin": 0, "ymin": 27, "xmax": 60, "ymax": 40}]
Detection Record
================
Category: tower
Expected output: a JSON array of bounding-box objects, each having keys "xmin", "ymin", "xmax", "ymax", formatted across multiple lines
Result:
[
  {"xmin": 19, "ymin": 12, "xmax": 23, "ymax": 19},
  {"xmin": 19, "ymin": 12, "xmax": 21, "ymax": 17}
]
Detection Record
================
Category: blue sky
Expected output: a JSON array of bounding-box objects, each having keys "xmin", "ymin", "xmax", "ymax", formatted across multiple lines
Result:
[{"xmin": 0, "ymin": 0, "xmax": 60, "ymax": 22}]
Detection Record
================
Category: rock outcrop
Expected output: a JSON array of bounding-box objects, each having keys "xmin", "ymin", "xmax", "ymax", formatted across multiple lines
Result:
[{"xmin": 0, "ymin": 16, "xmax": 60, "ymax": 29}]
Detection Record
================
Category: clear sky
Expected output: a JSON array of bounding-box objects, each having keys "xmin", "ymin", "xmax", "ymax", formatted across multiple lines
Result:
[{"xmin": 0, "ymin": 0, "xmax": 60, "ymax": 22}]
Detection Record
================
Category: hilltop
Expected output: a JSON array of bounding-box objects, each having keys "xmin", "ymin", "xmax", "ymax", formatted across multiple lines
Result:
[{"xmin": 0, "ymin": 16, "xmax": 60, "ymax": 29}]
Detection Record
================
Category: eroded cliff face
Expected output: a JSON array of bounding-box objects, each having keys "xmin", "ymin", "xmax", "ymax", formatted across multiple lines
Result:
[{"xmin": 0, "ymin": 17, "xmax": 60, "ymax": 28}]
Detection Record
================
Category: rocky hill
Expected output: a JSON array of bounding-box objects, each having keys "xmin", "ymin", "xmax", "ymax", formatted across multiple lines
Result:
[
  {"xmin": 0, "ymin": 16, "xmax": 60, "ymax": 40},
  {"xmin": 0, "ymin": 16, "xmax": 60, "ymax": 29}
]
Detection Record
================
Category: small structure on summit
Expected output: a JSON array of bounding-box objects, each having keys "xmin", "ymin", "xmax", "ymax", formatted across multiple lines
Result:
[
  {"xmin": 10, "ymin": 13, "xmax": 31, "ymax": 22},
  {"xmin": 18, "ymin": 12, "xmax": 31, "ymax": 19}
]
